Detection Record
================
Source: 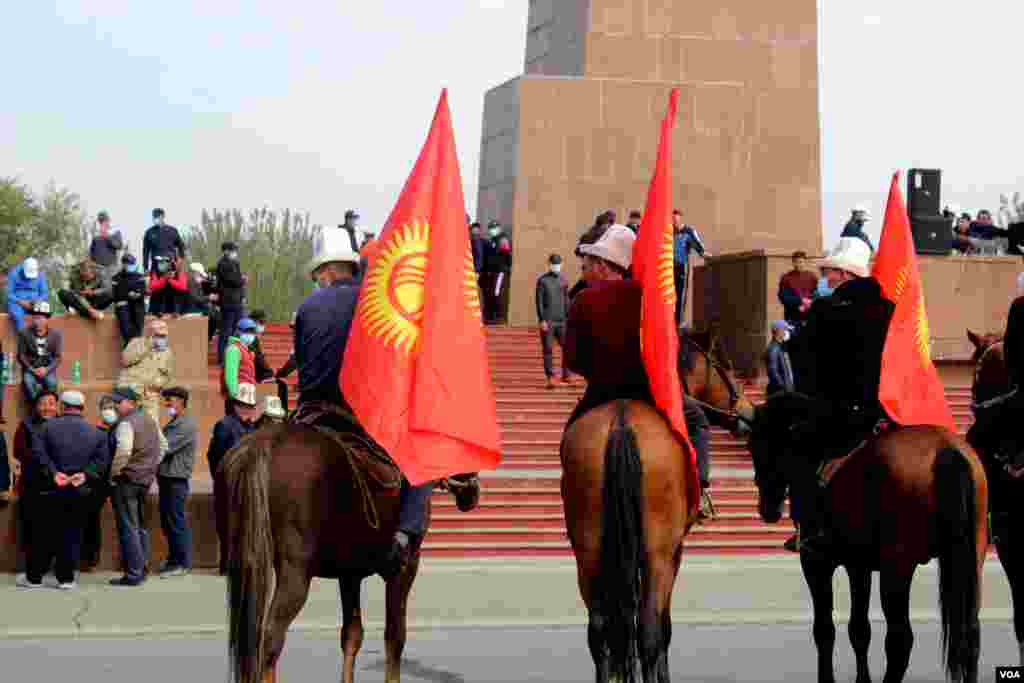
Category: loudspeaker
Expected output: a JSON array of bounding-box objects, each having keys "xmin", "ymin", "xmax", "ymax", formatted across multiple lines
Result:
[
  {"xmin": 908, "ymin": 168, "xmax": 942, "ymax": 217},
  {"xmin": 911, "ymin": 214, "xmax": 952, "ymax": 255}
]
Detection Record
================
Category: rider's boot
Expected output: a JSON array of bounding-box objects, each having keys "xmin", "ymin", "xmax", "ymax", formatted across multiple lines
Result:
[
  {"xmin": 797, "ymin": 470, "xmax": 833, "ymax": 559},
  {"xmin": 381, "ymin": 480, "xmax": 434, "ymax": 580}
]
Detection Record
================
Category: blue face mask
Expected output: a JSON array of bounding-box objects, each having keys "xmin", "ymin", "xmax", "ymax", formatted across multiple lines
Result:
[
  {"xmin": 240, "ymin": 333, "xmax": 256, "ymax": 346},
  {"xmin": 125, "ymin": 263, "xmax": 139, "ymax": 274},
  {"xmin": 816, "ymin": 276, "xmax": 833, "ymax": 298}
]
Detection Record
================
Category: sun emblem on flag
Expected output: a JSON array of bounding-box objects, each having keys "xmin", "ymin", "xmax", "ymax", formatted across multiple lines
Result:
[
  {"xmin": 914, "ymin": 295, "xmax": 931, "ymax": 366},
  {"xmin": 359, "ymin": 220, "xmax": 481, "ymax": 355},
  {"xmin": 657, "ymin": 226, "xmax": 676, "ymax": 305}
]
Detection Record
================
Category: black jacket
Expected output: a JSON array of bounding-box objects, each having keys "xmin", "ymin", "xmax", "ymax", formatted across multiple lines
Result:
[
  {"xmin": 112, "ymin": 270, "xmax": 147, "ymax": 304},
  {"xmin": 142, "ymin": 224, "xmax": 185, "ymax": 272},
  {"xmin": 788, "ymin": 277, "xmax": 894, "ymax": 408},
  {"xmin": 535, "ymin": 272, "xmax": 570, "ymax": 323},
  {"xmin": 483, "ymin": 234, "xmax": 512, "ymax": 272},
  {"xmin": 764, "ymin": 340, "xmax": 795, "ymax": 396},
  {"xmin": 32, "ymin": 414, "xmax": 110, "ymax": 484},
  {"xmin": 1005, "ymin": 296, "xmax": 1024, "ymax": 387},
  {"xmin": 250, "ymin": 336, "xmax": 275, "ymax": 382},
  {"xmin": 215, "ymin": 255, "xmax": 246, "ymax": 307},
  {"xmin": 207, "ymin": 413, "xmax": 257, "ymax": 472}
]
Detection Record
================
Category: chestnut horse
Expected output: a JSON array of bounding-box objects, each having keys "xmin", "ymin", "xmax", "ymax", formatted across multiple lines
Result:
[
  {"xmin": 559, "ymin": 334, "xmax": 748, "ymax": 682},
  {"xmin": 749, "ymin": 393, "xmax": 988, "ymax": 683},
  {"xmin": 967, "ymin": 329, "xmax": 1024, "ymax": 665},
  {"xmin": 221, "ymin": 423, "xmax": 479, "ymax": 683}
]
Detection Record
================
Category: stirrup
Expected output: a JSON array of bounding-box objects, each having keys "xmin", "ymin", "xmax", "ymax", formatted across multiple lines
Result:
[{"xmin": 697, "ymin": 489, "xmax": 717, "ymax": 522}]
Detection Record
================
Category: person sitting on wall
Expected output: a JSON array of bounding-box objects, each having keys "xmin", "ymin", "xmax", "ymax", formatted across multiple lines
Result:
[
  {"xmin": 7, "ymin": 258, "xmax": 49, "ymax": 332},
  {"xmin": 58, "ymin": 260, "xmax": 113, "ymax": 322},
  {"xmin": 117, "ymin": 319, "xmax": 174, "ymax": 446},
  {"xmin": 112, "ymin": 254, "xmax": 147, "ymax": 347},
  {"xmin": 17, "ymin": 302, "xmax": 62, "ymax": 402}
]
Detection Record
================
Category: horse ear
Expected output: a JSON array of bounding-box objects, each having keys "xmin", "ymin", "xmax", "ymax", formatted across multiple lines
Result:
[{"xmin": 967, "ymin": 329, "xmax": 981, "ymax": 349}]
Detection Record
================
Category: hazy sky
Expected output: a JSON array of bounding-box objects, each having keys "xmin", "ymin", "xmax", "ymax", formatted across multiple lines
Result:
[{"xmin": 3, "ymin": 1, "xmax": 1021, "ymax": 255}]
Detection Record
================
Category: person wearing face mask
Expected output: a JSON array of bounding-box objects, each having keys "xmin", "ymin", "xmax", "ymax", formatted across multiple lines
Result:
[
  {"xmin": 17, "ymin": 302, "xmax": 62, "ymax": 402},
  {"xmin": 765, "ymin": 320, "xmax": 795, "ymax": 398},
  {"xmin": 12, "ymin": 391, "xmax": 59, "ymax": 577},
  {"xmin": 840, "ymin": 205, "xmax": 875, "ymax": 253},
  {"xmin": 156, "ymin": 386, "xmax": 197, "ymax": 578},
  {"xmin": 221, "ymin": 318, "xmax": 259, "ymax": 416},
  {"xmin": 80, "ymin": 396, "xmax": 118, "ymax": 572},
  {"xmin": 89, "ymin": 211, "xmax": 124, "ymax": 282},
  {"xmin": 118, "ymin": 319, "xmax": 175, "ymax": 431},
  {"xmin": 6, "ymin": 257, "xmax": 49, "ymax": 332},
  {"xmin": 142, "ymin": 208, "xmax": 186, "ymax": 275},
  {"xmin": 535, "ymin": 253, "xmax": 572, "ymax": 389},
  {"xmin": 215, "ymin": 241, "xmax": 247, "ymax": 366},
  {"xmin": 208, "ymin": 383, "xmax": 260, "ymax": 574},
  {"xmin": 112, "ymin": 254, "xmax": 148, "ymax": 347},
  {"xmin": 481, "ymin": 220, "xmax": 513, "ymax": 324}
]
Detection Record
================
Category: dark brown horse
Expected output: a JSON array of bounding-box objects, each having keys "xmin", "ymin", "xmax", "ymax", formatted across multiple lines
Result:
[
  {"xmin": 680, "ymin": 328, "xmax": 756, "ymax": 435},
  {"xmin": 221, "ymin": 423, "xmax": 479, "ymax": 683},
  {"xmin": 561, "ymin": 400, "xmax": 698, "ymax": 683},
  {"xmin": 749, "ymin": 393, "xmax": 988, "ymax": 683},
  {"xmin": 967, "ymin": 329, "xmax": 1024, "ymax": 665}
]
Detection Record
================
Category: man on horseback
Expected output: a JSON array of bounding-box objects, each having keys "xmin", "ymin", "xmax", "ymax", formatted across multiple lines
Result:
[
  {"xmin": 294, "ymin": 237, "xmax": 434, "ymax": 579},
  {"xmin": 564, "ymin": 225, "xmax": 716, "ymax": 518},
  {"xmin": 786, "ymin": 237, "xmax": 895, "ymax": 555}
]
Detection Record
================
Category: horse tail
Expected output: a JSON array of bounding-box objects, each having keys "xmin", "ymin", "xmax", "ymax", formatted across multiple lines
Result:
[
  {"xmin": 597, "ymin": 400, "xmax": 647, "ymax": 683},
  {"xmin": 934, "ymin": 446, "xmax": 980, "ymax": 682},
  {"xmin": 222, "ymin": 437, "xmax": 276, "ymax": 683}
]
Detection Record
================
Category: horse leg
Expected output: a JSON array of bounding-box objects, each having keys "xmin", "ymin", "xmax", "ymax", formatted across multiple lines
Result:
[
  {"xmin": 639, "ymin": 556, "xmax": 675, "ymax": 683},
  {"xmin": 262, "ymin": 560, "xmax": 312, "ymax": 683},
  {"xmin": 997, "ymin": 534, "xmax": 1024, "ymax": 664},
  {"xmin": 383, "ymin": 555, "xmax": 420, "ymax": 683},
  {"xmin": 847, "ymin": 566, "xmax": 874, "ymax": 683},
  {"xmin": 879, "ymin": 569, "xmax": 915, "ymax": 683},
  {"xmin": 801, "ymin": 553, "xmax": 838, "ymax": 683},
  {"xmin": 339, "ymin": 575, "xmax": 364, "ymax": 683}
]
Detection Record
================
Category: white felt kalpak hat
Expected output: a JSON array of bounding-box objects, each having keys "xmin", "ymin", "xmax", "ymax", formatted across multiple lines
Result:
[
  {"xmin": 819, "ymin": 237, "xmax": 871, "ymax": 278},
  {"xmin": 578, "ymin": 224, "xmax": 636, "ymax": 271},
  {"xmin": 309, "ymin": 229, "xmax": 360, "ymax": 275}
]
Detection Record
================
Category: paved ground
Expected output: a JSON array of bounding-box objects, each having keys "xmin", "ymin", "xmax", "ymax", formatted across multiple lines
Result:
[
  {"xmin": 0, "ymin": 556, "xmax": 1015, "ymax": 638},
  {"xmin": 0, "ymin": 622, "xmax": 1019, "ymax": 682}
]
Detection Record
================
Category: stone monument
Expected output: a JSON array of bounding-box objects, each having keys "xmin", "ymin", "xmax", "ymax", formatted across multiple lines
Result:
[{"xmin": 477, "ymin": 0, "xmax": 822, "ymax": 327}]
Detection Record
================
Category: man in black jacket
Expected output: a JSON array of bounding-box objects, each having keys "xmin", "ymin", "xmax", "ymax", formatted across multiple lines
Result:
[
  {"xmin": 207, "ymin": 390, "xmax": 259, "ymax": 574},
  {"xmin": 20, "ymin": 391, "xmax": 109, "ymax": 589},
  {"xmin": 248, "ymin": 310, "xmax": 275, "ymax": 382},
  {"xmin": 215, "ymin": 241, "xmax": 247, "ymax": 366},
  {"xmin": 112, "ymin": 254, "xmax": 148, "ymax": 347},
  {"xmin": 785, "ymin": 237, "xmax": 894, "ymax": 556},
  {"xmin": 142, "ymin": 208, "xmax": 186, "ymax": 275},
  {"xmin": 482, "ymin": 221, "xmax": 512, "ymax": 324},
  {"xmin": 535, "ymin": 254, "xmax": 571, "ymax": 388}
]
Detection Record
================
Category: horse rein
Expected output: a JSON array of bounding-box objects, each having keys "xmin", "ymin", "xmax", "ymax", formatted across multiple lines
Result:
[
  {"xmin": 970, "ymin": 341, "xmax": 1016, "ymax": 413},
  {"xmin": 681, "ymin": 336, "xmax": 750, "ymax": 427}
]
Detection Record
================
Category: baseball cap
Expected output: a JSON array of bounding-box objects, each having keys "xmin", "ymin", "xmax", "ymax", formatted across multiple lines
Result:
[
  {"xmin": 237, "ymin": 318, "xmax": 258, "ymax": 333},
  {"xmin": 60, "ymin": 390, "xmax": 85, "ymax": 407},
  {"xmin": 771, "ymin": 320, "xmax": 793, "ymax": 332},
  {"xmin": 161, "ymin": 386, "xmax": 190, "ymax": 401},
  {"xmin": 110, "ymin": 386, "xmax": 140, "ymax": 403}
]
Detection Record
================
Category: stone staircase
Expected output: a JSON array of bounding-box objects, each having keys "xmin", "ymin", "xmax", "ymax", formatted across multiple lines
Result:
[{"xmin": 211, "ymin": 325, "xmax": 977, "ymax": 558}]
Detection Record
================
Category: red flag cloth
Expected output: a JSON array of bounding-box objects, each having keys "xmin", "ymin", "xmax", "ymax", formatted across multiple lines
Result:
[
  {"xmin": 632, "ymin": 89, "xmax": 698, "ymax": 506},
  {"xmin": 341, "ymin": 90, "xmax": 502, "ymax": 485},
  {"xmin": 871, "ymin": 172, "xmax": 955, "ymax": 431}
]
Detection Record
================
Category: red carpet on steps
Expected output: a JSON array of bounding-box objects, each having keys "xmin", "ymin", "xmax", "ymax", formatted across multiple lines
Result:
[{"xmin": 210, "ymin": 324, "xmax": 978, "ymax": 558}]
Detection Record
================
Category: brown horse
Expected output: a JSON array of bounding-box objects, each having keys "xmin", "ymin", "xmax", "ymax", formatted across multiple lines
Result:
[
  {"xmin": 558, "ymin": 330, "xmax": 750, "ymax": 682},
  {"xmin": 749, "ymin": 393, "xmax": 988, "ymax": 683},
  {"xmin": 967, "ymin": 329, "xmax": 1024, "ymax": 665},
  {"xmin": 679, "ymin": 328, "xmax": 756, "ymax": 434},
  {"xmin": 221, "ymin": 423, "xmax": 479, "ymax": 683},
  {"xmin": 561, "ymin": 400, "xmax": 698, "ymax": 683}
]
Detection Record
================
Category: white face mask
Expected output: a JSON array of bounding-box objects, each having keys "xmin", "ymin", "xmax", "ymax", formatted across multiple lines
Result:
[
  {"xmin": 550, "ymin": 264, "xmax": 562, "ymax": 274},
  {"xmin": 782, "ymin": 330, "xmax": 791, "ymax": 342},
  {"xmin": 489, "ymin": 228, "xmax": 500, "ymax": 237},
  {"xmin": 154, "ymin": 217, "xmax": 164, "ymax": 226},
  {"xmin": 101, "ymin": 409, "xmax": 118, "ymax": 425}
]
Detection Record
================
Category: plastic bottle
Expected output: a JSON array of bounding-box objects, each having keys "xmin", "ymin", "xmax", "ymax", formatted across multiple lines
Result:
[{"xmin": 72, "ymin": 360, "xmax": 81, "ymax": 384}]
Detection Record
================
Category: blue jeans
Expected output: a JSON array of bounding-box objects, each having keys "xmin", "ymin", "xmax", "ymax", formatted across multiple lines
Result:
[
  {"xmin": 398, "ymin": 480, "xmax": 434, "ymax": 538},
  {"xmin": 7, "ymin": 300, "xmax": 34, "ymax": 332},
  {"xmin": 22, "ymin": 369, "xmax": 58, "ymax": 402},
  {"xmin": 158, "ymin": 477, "xmax": 192, "ymax": 569},
  {"xmin": 111, "ymin": 480, "xmax": 150, "ymax": 581}
]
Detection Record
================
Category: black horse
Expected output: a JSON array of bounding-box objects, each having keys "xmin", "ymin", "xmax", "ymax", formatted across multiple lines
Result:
[{"xmin": 749, "ymin": 393, "xmax": 987, "ymax": 683}]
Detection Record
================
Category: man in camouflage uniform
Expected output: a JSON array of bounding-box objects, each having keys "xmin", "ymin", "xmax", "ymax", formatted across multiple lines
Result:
[
  {"xmin": 117, "ymin": 319, "xmax": 175, "ymax": 432},
  {"xmin": 58, "ymin": 260, "xmax": 113, "ymax": 322}
]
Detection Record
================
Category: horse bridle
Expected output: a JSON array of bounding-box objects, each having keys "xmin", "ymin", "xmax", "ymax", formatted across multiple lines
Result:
[
  {"xmin": 970, "ymin": 340, "xmax": 1021, "ymax": 470},
  {"xmin": 680, "ymin": 335, "xmax": 750, "ymax": 428}
]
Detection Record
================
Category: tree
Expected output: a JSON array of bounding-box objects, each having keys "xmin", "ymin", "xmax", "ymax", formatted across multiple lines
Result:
[
  {"xmin": 0, "ymin": 177, "xmax": 40, "ymax": 271},
  {"xmin": 185, "ymin": 208, "xmax": 322, "ymax": 322}
]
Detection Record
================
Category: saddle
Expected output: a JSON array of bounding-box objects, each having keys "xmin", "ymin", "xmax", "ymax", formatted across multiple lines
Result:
[
  {"xmin": 816, "ymin": 419, "xmax": 891, "ymax": 488},
  {"xmin": 291, "ymin": 401, "xmax": 402, "ymax": 491}
]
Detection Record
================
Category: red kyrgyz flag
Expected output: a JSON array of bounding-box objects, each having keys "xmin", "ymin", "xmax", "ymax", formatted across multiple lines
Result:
[
  {"xmin": 632, "ymin": 89, "xmax": 698, "ymax": 503},
  {"xmin": 341, "ymin": 90, "xmax": 502, "ymax": 485},
  {"xmin": 871, "ymin": 172, "xmax": 955, "ymax": 431}
]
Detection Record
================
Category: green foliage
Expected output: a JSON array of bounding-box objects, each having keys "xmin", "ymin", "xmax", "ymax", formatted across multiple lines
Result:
[
  {"xmin": 0, "ymin": 178, "xmax": 91, "ymax": 309},
  {"xmin": 185, "ymin": 208, "xmax": 322, "ymax": 322}
]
